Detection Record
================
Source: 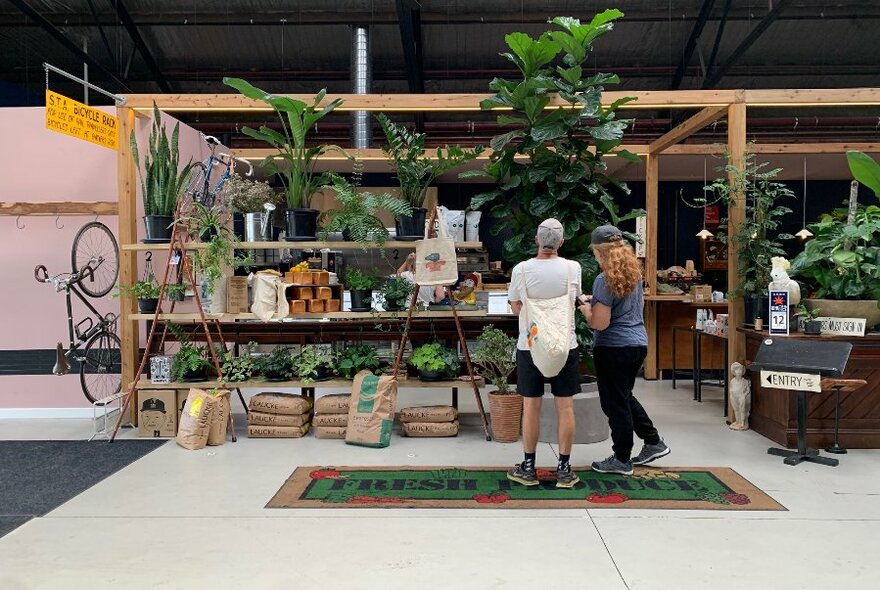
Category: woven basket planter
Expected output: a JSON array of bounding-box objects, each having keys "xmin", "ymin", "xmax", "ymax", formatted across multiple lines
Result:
[{"xmin": 488, "ymin": 391, "xmax": 522, "ymax": 443}]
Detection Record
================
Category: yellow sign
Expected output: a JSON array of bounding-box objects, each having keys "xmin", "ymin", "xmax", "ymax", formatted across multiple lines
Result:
[{"xmin": 45, "ymin": 89, "xmax": 119, "ymax": 150}]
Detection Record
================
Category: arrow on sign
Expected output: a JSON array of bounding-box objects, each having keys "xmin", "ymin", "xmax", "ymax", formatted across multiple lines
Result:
[{"xmin": 761, "ymin": 370, "xmax": 821, "ymax": 392}]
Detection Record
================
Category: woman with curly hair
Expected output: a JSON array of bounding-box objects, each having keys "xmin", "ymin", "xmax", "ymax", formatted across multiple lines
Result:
[{"xmin": 577, "ymin": 225, "xmax": 669, "ymax": 475}]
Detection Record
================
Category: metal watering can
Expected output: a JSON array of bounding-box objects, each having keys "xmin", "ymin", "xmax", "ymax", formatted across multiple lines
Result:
[{"xmin": 244, "ymin": 203, "xmax": 276, "ymax": 242}]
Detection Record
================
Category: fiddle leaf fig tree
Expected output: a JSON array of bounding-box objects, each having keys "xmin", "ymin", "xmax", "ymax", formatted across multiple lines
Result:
[{"xmin": 467, "ymin": 11, "xmax": 643, "ymax": 280}]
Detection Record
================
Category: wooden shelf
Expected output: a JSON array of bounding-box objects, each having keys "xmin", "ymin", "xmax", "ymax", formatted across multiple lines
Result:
[
  {"xmin": 129, "ymin": 310, "xmax": 499, "ymax": 321},
  {"xmin": 123, "ymin": 240, "xmax": 483, "ymax": 252},
  {"xmin": 136, "ymin": 377, "xmax": 485, "ymax": 390}
]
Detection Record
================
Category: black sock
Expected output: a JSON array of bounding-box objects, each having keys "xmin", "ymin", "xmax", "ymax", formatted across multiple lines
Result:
[
  {"xmin": 523, "ymin": 452, "xmax": 536, "ymax": 470},
  {"xmin": 558, "ymin": 454, "xmax": 571, "ymax": 472}
]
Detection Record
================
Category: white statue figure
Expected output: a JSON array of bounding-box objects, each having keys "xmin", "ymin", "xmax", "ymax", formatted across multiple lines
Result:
[
  {"xmin": 729, "ymin": 362, "xmax": 751, "ymax": 431},
  {"xmin": 768, "ymin": 256, "xmax": 801, "ymax": 306}
]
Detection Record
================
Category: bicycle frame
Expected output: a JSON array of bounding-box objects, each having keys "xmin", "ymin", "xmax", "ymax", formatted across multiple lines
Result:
[{"xmin": 62, "ymin": 282, "xmax": 117, "ymax": 358}]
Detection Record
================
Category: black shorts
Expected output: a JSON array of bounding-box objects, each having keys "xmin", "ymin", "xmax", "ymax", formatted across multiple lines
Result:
[{"xmin": 516, "ymin": 349, "xmax": 581, "ymax": 397}]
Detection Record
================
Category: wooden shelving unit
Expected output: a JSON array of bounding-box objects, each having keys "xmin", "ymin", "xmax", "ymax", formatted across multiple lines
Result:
[
  {"xmin": 123, "ymin": 240, "xmax": 483, "ymax": 252},
  {"xmin": 136, "ymin": 377, "xmax": 484, "ymax": 390},
  {"xmin": 129, "ymin": 310, "xmax": 494, "ymax": 321}
]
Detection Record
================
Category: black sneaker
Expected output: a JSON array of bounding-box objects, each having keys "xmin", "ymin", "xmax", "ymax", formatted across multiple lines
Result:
[
  {"xmin": 507, "ymin": 463, "xmax": 539, "ymax": 486},
  {"xmin": 555, "ymin": 468, "xmax": 580, "ymax": 489},
  {"xmin": 632, "ymin": 439, "xmax": 671, "ymax": 466},
  {"xmin": 591, "ymin": 455, "xmax": 634, "ymax": 476}
]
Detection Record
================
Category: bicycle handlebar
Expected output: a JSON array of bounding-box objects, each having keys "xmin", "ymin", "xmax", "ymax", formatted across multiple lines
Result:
[
  {"xmin": 35, "ymin": 263, "xmax": 95, "ymax": 287},
  {"xmin": 34, "ymin": 265, "xmax": 49, "ymax": 283}
]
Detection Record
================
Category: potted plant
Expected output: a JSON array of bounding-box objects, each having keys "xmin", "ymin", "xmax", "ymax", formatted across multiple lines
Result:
[
  {"xmin": 256, "ymin": 346, "xmax": 295, "ymax": 381},
  {"xmin": 131, "ymin": 104, "xmax": 198, "ymax": 242},
  {"xmin": 224, "ymin": 78, "xmax": 347, "ymax": 241},
  {"xmin": 319, "ymin": 163, "xmax": 412, "ymax": 246},
  {"xmin": 794, "ymin": 303, "xmax": 823, "ymax": 335},
  {"xmin": 222, "ymin": 173, "xmax": 283, "ymax": 241},
  {"xmin": 166, "ymin": 282, "xmax": 187, "ymax": 302},
  {"xmin": 117, "ymin": 275, "xmax": 162, "ymax": 313},
  {"xmin": 172, "ymin": 343, "xmax": 212, "ymax": 382},
  {"xmin": 179, "ymin": 202, "xmax": 253, "ymax": 298},
  {"xmin": 346, "ymin": 267, "xmax": 377, "ymax": 312},
  {"xmin": 292, "ymin": 344, "xmax": 337, "ymax": 383},
  {"xmin": 377, "ymin": 113, "xmax": 482, "ymax": 240},
  {"xmin": 337, "ymin": 344, "xmax": 384, "ymax": 379},
  {"xmin": 409, "ymin": 342, "xmax": 460, "ymax": 381},
  {"xmin": 706, "ymin": 151, "xmax": 795, "ymax": 327},
  {"xmin": 472, "ymin": 325, "xmax": 521, "ymax": 443},
  {"xmin": 791, "ymin": 151, "xmax": 880, "ymax": 331},
  {"xmin": 380, "ymin": 275, "xmax": 415, "ymax": 311},
  {"xmin": 219, "ymin": 341, "xmax": 258, "ymax": 383}
]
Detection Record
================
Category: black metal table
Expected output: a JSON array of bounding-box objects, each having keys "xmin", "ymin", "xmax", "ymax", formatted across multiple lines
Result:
[{"xmin": 671, "ymin": 326, "xmax": 728, "ymax": 416}]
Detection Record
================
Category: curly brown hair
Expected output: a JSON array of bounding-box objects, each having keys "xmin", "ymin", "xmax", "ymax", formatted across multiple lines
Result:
[{"xmin": 592, "ymin": 240, "xmax": 642, "ymax": 298}]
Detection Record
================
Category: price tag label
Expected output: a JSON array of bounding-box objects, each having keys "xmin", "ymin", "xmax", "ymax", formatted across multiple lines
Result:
[{"xmin": 769, "ymin": 290, "xmax": 789, "ymax": 336}]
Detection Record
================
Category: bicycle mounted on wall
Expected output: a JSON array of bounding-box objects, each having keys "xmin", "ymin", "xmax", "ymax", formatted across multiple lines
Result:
[{"xmin": 34, "ymin": 221, "xmax": 120, "ymax": 403}]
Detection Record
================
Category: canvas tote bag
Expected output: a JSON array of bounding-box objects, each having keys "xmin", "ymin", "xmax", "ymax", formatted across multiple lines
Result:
[
  {"xmin": 414, "ymin": 213, "xmax": 459, "ymax": 286},
  {"xmin": 520, "ymin": 261, "xmax": 575, "ymax": 378}
]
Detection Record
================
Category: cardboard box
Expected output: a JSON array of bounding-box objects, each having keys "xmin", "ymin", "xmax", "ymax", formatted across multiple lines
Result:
[
  {"xmin": 227, "ymin": 276, "xmax": 249, "ymax": 314},
  {"xmin": 691, "ymin": 285, "xmax": 712, "ymax": 302},
  {"xmin": 176, "ymin": 389, "xmax": 188, "ymax": 423},
  {"xmin": 138, "ymin": 389, "xmax": 178, "ymax": 438}
]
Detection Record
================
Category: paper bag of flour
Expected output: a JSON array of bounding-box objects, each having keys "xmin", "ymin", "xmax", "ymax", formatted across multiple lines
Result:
[
  {"xmin": 176, "ymin": 388, "xmax": 218, "ymax": 450},
  {"xmin": 206, "ymin": 389, "xmax": 231, "ymax": 446},
  {"xmin": 345, "ymin": 370, "xmax": 398, "ymax": 448}
]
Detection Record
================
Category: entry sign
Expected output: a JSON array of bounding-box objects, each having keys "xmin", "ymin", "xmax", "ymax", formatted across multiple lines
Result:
[
  {"xmin": 769, "ymin": 290, "xmax": 789, "ymax": 336},
  {"xmin": 761, "ymin": 370, "xmax": 822, "ymax": 393},
  {"xmin": 45, "ymin": 89, "xmax": 119, "ymax": 150}
]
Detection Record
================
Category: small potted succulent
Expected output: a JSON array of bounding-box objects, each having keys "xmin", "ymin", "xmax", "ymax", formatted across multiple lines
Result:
[
  {"xmin": 219, "ymin": 341, "xmax": 258, "ymax": 383},
  {"xmin": 117, "ymin": 275, "xmax": 162, "ymax": 313},
  {"xmin": 380, "ymin": 275, "xmax": 415, "ymax": 311},
  {"xmin": 794, "ymin": 303, "xmax": 823, "ymax": 335},
  {"xmin": 346, "ymin": 267, "xmax": 377, "ymax": 312},
  {"xmin": 409, "ymin": 342, "xmax": 460, "ymax": 381},
  {"xmin": 472, "ymin": 325, "xmax": 521, "ymax": 443},
  {"xmin": 172, "ymin": 343, "xmax": 212, "ymax": 382},
  {"xmin": 256, "ymin": 346, "xmax": 296, "ymax": 381},
  {"xmin": 293, "ymin": 344, "xmax": 337, "ymax": 383},
  {"xmin": 337, "ymin": 344, "xmax": 384, "ymax": 379}
]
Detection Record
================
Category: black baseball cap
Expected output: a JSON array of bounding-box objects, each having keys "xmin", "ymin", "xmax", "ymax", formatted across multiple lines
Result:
[
  {"xmin": 141, "ymin": 398, "xmax": 166, "ymax": 413},
  {"xmin": 591, "ymin": 225, "xmax": 623, "ymax": 245}
]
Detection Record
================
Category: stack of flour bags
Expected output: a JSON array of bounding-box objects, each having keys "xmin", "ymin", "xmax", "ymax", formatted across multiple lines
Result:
[
  {"xmin": 399, "ymin": 405, "xmax": 459, "ymax": 437},
  {"xmin": 312, "ymin": 393, "xmax": 350, "ymax": 439},
  {"xmin": 247, "ymin": 392, "xmax": 312, "ymax": 438}
]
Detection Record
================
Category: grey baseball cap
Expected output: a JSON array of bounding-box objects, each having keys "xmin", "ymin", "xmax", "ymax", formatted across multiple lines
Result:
[{"xmin": 591, "ymin": 224, "xmax": 623, "ymax": 245}]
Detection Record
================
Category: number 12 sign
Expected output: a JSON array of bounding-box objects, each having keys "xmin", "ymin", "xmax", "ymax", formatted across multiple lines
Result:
[{"xmin": 769, "ymin": 290, "xmax": 789, "ymax": 336}]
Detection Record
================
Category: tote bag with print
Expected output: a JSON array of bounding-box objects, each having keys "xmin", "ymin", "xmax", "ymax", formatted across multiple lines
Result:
[
  {"xmin": 414, "ymin": 214, "xmax": 459, "ymax": 286},
  {"xmin": 520, "ymin": 261, "xmax": 575, "ymax": 378}
]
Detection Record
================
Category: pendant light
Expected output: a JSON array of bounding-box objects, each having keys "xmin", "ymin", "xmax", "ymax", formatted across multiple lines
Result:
[
  {"xmin": 696, "ymin": 156, "xmax": 714, "ymax": 239},
  {"xmin": 796, "ymin": 156, "xmax": 814, "ymax": 240}
]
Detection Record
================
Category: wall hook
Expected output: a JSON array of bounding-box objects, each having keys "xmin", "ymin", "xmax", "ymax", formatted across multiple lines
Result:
[
  {"xmin": 55, "ymin": 215, "xmax": 64, "ymax": 229},
  {"xmin": 16, "ymin": 216, "xmax": 25, "ymax": 230}
]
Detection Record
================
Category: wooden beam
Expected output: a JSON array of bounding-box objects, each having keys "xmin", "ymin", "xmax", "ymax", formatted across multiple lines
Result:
[
  {"xmin": 0, "ymin": 201, "xmax": 118, "ymax": 216},
  {"xmin": 649, "ymin": 105, "xmax": 728, "ymax": 154},
  {"xmin": 117, "ymin": 107, "xmax": 139, "ymax": 424},
  {"xmin": 726, "ymin": 102, "xmax": 747, "ymax": 418},
  {"xmin": 743, "ymin": 88, "xmax": 880, "ymax": 106},
  {"xmin": 121, "ymin": 90, "xmax": 741, "ymax": 111},
  {"xmin": 644, "ymin": 153, "xmax": 660, "ymax": 380},
  {"xmin": 657, "ymin": 142, "xmax": 880, "ymax": 155}
]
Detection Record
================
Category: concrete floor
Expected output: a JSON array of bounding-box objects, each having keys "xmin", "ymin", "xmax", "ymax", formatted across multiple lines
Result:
[{"xmin": 1, "ymin": 380, "xmax": 878, "ymax": 589}]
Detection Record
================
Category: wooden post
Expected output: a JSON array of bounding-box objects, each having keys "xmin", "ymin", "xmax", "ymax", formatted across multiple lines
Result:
[
  {"xmin": 117, "ymin": 107, "xmax": 139, "ymax": 422},
  {"xmin": 726, "ymin": 102, "xmax": 747, "ymax": 417},
  {"xmin": 643, "ymin": 153, "xmax": 659, "ymax": 379}
]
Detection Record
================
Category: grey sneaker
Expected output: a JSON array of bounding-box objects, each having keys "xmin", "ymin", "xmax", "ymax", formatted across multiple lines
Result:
[
  {"xmin": 555, "ymin": 468, "xmax": 580, "ymax": 489},
  {"xmin": 591, "ymin": 456, "xmax": 634, "ymax": 476},
  {"xmin": 507, "ymin": 463, "xmax": 539, "ymax": 487},
  {"xmin": 632, "ymin": 439, "xmax": 670, "ymax": 466}
]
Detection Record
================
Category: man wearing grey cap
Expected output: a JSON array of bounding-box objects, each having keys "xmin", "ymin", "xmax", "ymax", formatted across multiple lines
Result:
[{"xmin": 506, "ymin": 218, "xmax": 582, "ymax": 488}]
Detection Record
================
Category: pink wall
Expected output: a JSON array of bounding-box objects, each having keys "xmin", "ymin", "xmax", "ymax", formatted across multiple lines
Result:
[{"xmin": 0, "ymin": 106, "xmax": 217, "ymax": 412}]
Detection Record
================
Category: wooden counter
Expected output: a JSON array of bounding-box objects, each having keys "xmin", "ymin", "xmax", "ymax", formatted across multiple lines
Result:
[
  {"xmin": 742, "ymin": 328, "xmax": 880, "ymax": 449},
  {"xmin": 652, "ymin": 299, "xmax": 729, "ymax": 374}
]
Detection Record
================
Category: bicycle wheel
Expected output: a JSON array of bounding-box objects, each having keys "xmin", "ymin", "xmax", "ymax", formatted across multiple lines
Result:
[
  {"xmin": 71, "ymin": 222, "xmax": 119, "ymax": 298},
  {"xmin": 79, "ymin": 330, "xmax": 122, "ymax": 404}
]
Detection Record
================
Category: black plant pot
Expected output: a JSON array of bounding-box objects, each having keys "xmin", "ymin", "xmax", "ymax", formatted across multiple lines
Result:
[
  {"xmin": 285, "ymin": 209, "xmax": 319, "ymax": 241},
  {"xmin": 418, "ymin": 369, "xmax": 444, "ymax": 382},
  {"xmin": 743, "ymin": 295, "xmax": 770, "ymax": 328},
  {"xmin": 263, "ymin": 371, "xmax": 290, "ymax": 382},
  {"xmin": 395, "ymin": 208, "xmax": 427, "ymax": 241},
  {"xmin": 181, "ymin": 367, "xmax": 208, "ymax": 382},
  {"xmin": 138, "ymin": 298, "xmax": 159, "ymax": 314},
  {"xmin": 350, "ymin": 289, "xmax": 373, "ymax": 312},
  {"xmin": 384, "ymin": 299, "xmax": 405, "ymax": 312},
  {"xmin": 313, "ymin": 365, "xmax": 331, "ymax": 382},
  {"xmin": 232, "ymin": 212, "xmax": 246, "ymax": 241},
  {"xmin": 199, "ymin": 226, "xmax": 219, "ymax": 242},
  {"xmin": 804, "ymin": 320, "xmax": 822, "ymax": 335},
  {"xmin": 143, "ymin": 215, "xmax": 174, "ymax": 242}
]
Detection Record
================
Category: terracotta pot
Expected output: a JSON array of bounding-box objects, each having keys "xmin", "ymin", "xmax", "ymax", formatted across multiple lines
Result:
[
  {"xmin": 802, "ymin": 299, "xmax": 880, "ymax": 330},
  {"xmin": 488, "ymin": 390, "xmax": 523, "ymax": 443}
]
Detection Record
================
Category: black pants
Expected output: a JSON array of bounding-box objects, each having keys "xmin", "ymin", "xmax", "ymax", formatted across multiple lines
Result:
[{"xmin": 593, "ymin": 346, "xmax": 659, "ymax": 462}]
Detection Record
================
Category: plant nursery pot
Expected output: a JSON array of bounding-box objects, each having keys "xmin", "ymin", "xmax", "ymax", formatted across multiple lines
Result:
[
  {"xmin": 802, "ymin": 298, "xmax": 880, "ymax": 331},
  {"xmin": 181, "ymin": 368, "xmax": 208, "ymax": 382},
  {"xmin": 395, "ymin": 208, "xmax": 427, "ymax": 241},
  {"xmin": 384, "ymin": 299, "xmax": 405, "ymax": 312},
  {"xmin": 313, "ymin": 365, "xmax": 331, "ymax": 382},
  {"xmin": 285, "ymin": 209, "xmax": 319, "ymax": 241},
  {"xmin": 143, "ymin": 215, "xmax": 174, "ymax": 242},
  {"xmin": 804, "ymin": 320, "xmax": 823, "ymax": 335},
  {"xmin": 488, "ymin": 391, "xmax": 523, "ymax": 443},
  {"xmin": 263, "ymin": 371, "xmax": 289, "ymax": 382},
  {"xmin": 350, "ymin": 289, "xmax": 373, "ymax": 312},
  {"xmin": 137, "ymin": 298, "xmax": 159, "ymax": 314},
  {"xmin": 418, "ymin": 369, "xmax": 444, "ymax": 382},
  {"xmin": 232, "ymin": 212, "xmax": 246, "ymax": 241},
  {"xmin": 743, "ymin": 294, "xmax": 770, "ymax": 328}
]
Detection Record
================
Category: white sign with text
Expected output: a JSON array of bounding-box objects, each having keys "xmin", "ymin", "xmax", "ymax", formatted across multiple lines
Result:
[
  {"xmin": 815, "ymin": 317, "xmax": 867, "ymax": 337},
  {"xmin": 761, "ymin": 370, "xmax": 822, "ymax": 393}
]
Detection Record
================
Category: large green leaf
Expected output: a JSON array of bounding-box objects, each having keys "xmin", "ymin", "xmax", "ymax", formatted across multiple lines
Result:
[
  {"xmin": 504, "ymin": 32, "xmax": 560, "ymax": 78},
  {"xmin": 490, "ymin": 129, "xmax": 525, "ymax": 152},
  {"xmin": 847, "ymin": 151, "xmax": 880, "ymax": 198},
  {"xmin": 589, "ymin": 120, "xmax": 628, "ymax": 141}
]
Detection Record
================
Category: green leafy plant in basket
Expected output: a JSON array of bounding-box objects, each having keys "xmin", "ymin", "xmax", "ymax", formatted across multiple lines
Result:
[
  {"xmin": 337, "ymin": 344, "xmax": 384, "ymax": 380},
  {"xmin": 472, "ymin": 325, "xmax": 517, "ymax": 394},
  {"xmin": 116, "ymin": 275, "xmax": 161, "ymax": 300},
  {"xmin": 292, "ymin": 345, "xmax": 337, "ymax": 383},
  {"xmin": 255, "ymin": 346, "xmax": 296, "ymax": 381},
  {"xmin": 219, "ymin": 341, "xmax": 258, "ymax": 383},
  {"xmin": 409, "ymin": 343, "xmax": 460, "ymax": 380}
]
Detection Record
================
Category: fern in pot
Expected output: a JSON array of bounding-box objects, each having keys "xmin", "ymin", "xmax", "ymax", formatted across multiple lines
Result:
[
  {"xmin": 173, "ymin": 343, "xmax": 212, "ymax": 382},
  {"xmin": 472, "ymin": 325, "xmax": 521, "ymax": 442},
  {"xmin": 255, "ymin": 346, "xmax": 296, "ymax": 381}
]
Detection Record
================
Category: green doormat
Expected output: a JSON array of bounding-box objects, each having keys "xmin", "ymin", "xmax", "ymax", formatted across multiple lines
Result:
[{"xmin": 267, "ymin": 466, "xmax": 785, "ymax": 510}]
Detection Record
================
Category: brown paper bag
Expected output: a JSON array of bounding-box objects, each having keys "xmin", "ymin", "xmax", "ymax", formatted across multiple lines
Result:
[
  {"xmin": 247, "ymin": 424, "xmax": 310, "ymax": 438},
  {"xmin": 249, "ymin": 392, "xmax": 313, "ymax": 415},
  {"xmin": 248, "ymin": 410, "xmax": 311, "ymax": 427},
  {"xmin": 403, "ymin": 420, "xmax": 460, "ymax": 438},
  {"xmin": 314, "ymin": 394, "xmax": 351, "ymax": 414},
  {"xmin": 313, "ymin": 413, "xmax": 349, "ymax": 428},
  {"xmin": 176, "ymin": 388, "xmax": 218, "ymax": 450},
  {"xmin": 314, "ymin": 426, "xmax": 347, "ymax": 439},
  {"xmin": 345, "ymin": 370, "xmax": 398, "ymax": 448},
  {"xmin": 207, "ymin": 389, "xmax": 231, "ymax": 446},
  {"xmin": 399, "ymin": 405, "xmax": 458, "ymax": 423}
]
